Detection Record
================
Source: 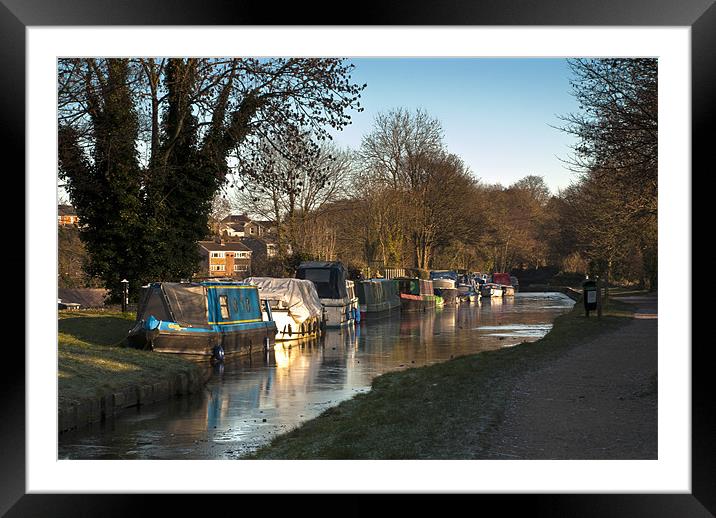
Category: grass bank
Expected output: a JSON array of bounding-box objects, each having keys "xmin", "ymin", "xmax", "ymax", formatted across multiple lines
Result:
[
  {"xmin": 58, "ymin": 310, "xmax": 208, "ymax": 432},
  {"xmin": 247, "ymin": 297, "xmax": 636, "ymax": 459}
]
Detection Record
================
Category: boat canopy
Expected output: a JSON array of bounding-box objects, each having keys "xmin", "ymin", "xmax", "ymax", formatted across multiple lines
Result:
[
  {"xmin": 432, "ymin": 278, "xmax": 457, "ymax": 289},
  {"xmin": 296, "ymin": 261, "xmax": 349, "ymax": 300},
  {"xmin": 492, "ymin": 272, "xmax": 512, "ymax": 285},
  {"xmin": 136, "ymin": 281, "xmax": 264, "ymax": 327},
  {"xmin": 245, "ymin": 277, "xmax": 323, "ymax": 324},
  {"xmin": 430, "ymin": 270, "xmax": 457, "ymax": 281},
  {"xmin": 137, "ymin": 282, "xmax": 209, "ymax": 327}
]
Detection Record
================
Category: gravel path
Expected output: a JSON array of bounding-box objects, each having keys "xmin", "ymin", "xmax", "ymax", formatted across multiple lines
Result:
[{"xmin": 483, "ymin": 293, "xmax": 658, "ymax": 459}]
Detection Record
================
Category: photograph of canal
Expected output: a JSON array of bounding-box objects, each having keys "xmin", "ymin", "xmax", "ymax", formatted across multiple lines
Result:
[{"xmin": 57, "ymin": 55, "xmax": 658, "ymax": 462}]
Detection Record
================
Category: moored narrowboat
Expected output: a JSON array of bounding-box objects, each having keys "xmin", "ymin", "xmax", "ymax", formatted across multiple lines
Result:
[
  {"xmin": 245, "ymin": 277, "xmax": 324, "ymax": 340},
  {"xmin": 480, "ymin": 283, "xmax": 504, "ymax": 298},
  {"xmin": 356, "ymin": 278, "xmax": 401, "ymax": 317},
  {"xmin": 296, "ymin": 261, "xmax": 359, "ymax": 328},
  {"xmin": 455, "ymin": 272, "xmax": 480, "ymax": 303},
  {"xmin": 432, "ymin": 278, "xmax": 460, "ymax": 306},
  {"xmin": 491, "ymin": 272, "xmax": 515, "ymax": 296},
  {"xmin": 127, "ymin": 281, "xmax": 277, "ymax": 360},
  {"xmin": 393, "ymin": 277, "xmax": 438, "ymax": 312}
]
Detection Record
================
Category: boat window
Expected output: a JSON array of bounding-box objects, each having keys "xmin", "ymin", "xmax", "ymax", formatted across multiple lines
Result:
[
  {"xmin": 219, "ymin": 295, "xmax": 230, "ymax": 319},
  {"xmin": 243, "ymin": 296, "xmax": 252, "ymax": 313},
  {"xmin": 302, "ymin": 268, "xmax": 331, "ymax": 283}
]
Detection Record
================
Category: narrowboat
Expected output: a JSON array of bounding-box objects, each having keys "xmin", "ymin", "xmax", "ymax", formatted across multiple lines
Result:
[
  {"xmin": 127, "ymin": 281, "xmax": 277, "ymax": 361},
  {"xmin": 393, "ymin": 277, "xmax": 438, "ymax": 312},
  {"xmin": 296, "ymin": 261, "xmax": 359, "ymax": 328},
  {"xmin": 355, "ymin": 278, "xmax": 401, "ymax": 317},
  {"xmin": 456, "ymin": 273, "xmax": 480, "ymax": 303},
  {"xmin": 480, "ymin": 283, "xmax": 504, "ymax": 298},
  {"xmin": 245, "ymin": 277, "xmax": 324, "ymax": 340},
  {"xmin": 431, "ymin": 278, "xmax": 460, "ymax": 306},
  {"xmin": 491, "ymin": 272, "xmax": 515, "ymax": 296}
]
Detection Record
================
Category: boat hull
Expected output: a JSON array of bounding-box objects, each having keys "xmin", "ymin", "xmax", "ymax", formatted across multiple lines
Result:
[
  {"xmin": 321, "ymin": 297, "xmax": 360, "ymax": 327},
  {"xmin": 271, "ymin": 311, "xmax": 322, "ymax": 340},
  {"xmin": 127, "ymin": 320, "xmax": 276, "ymax": 357},
  {"xmin": 434, "ymin": 287, "xmax": 459, "ymax": 306},
  {"xmin": 399, "ymin": 293, "xmax": 436, "ymax": 312},
  {"xmin": 480, "ymin": 285, "xmax": 503, "ymax": 298}
]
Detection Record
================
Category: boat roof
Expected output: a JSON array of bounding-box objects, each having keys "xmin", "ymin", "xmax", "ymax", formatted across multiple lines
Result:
[{"xmin": 297, "ymin": 261, "xmax": 345, "ymax": 270}]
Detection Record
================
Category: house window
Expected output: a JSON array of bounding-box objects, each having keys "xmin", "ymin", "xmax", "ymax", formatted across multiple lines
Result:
[
  {"xmin": 211, "ymin": 252, "xmax": 225, "ymax": 258},
  {"xmin": 219, "ymin": 295, "xmax": 230, "ymax": 319},
  {"xmin": 234, "ymin": 264, "xmax": 248, "ymax": 272},
  {"xmin": 249, "ymin": 227, "xmax": 255, "ymax": 234},
  {"xmin": 236, "ymin": 252, "xmax": 249, "ymax": 258},
  {"xmin": 211, "ymin": 265, "xmax": 226, "ymax": 272}
]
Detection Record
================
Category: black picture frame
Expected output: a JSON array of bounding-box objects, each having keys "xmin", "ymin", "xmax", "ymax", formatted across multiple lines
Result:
[{"xmin": 6, "ymin": 0, "xmax": 711, "ymax": 514}]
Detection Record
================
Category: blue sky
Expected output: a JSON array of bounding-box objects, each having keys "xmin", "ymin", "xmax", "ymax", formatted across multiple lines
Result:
[{"xmin": 330, "ymin": 58, "xmax": 581, "ymax": 193}]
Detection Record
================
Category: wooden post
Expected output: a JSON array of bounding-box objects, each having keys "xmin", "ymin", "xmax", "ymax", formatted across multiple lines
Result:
[{"xmin": 596, "ymin": 276, "xmax": 603, "ymax": 319}]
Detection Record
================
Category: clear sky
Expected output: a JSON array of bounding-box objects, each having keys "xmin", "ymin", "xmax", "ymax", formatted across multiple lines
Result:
[{"xmin": 329, "ymin": 58, "xmax": 581, "ymax": 193}]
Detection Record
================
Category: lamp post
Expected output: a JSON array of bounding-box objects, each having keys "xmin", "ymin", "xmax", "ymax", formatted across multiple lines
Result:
[{"xmin": 121, "ymin": 279, "xmax": 129, "ymax": 313}]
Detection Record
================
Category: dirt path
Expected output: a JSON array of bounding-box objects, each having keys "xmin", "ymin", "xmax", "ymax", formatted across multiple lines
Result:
[{"xmin": 483, "ymin": 293, "xmax": 658, "ymax": 459}]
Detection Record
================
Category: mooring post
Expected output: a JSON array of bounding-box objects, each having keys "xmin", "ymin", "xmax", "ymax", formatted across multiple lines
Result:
[{"xmin": 121, "ymin": 278, "xmax": 129, "ymax": 313}]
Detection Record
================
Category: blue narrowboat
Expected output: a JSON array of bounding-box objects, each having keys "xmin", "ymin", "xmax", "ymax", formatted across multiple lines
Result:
[{"xmin": 127, "ymin": 281, "xmax": 277, "ymax": 360}]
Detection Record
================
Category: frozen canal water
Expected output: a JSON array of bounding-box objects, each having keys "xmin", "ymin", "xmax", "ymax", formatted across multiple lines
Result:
[{"xmin": 58, "ymin": 292, "xmax": 574, "ymax": 459}]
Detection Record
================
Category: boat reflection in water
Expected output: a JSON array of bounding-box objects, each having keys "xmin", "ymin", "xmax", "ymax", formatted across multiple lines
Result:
[{"xmin": 58, "ymin": 292, "xmax": 575, "ymax": 460}]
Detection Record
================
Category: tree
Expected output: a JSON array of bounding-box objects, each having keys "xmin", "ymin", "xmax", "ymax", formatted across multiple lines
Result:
[
  {"xmin": 58, "ymin": 59, "xmax": 148, "ymax": 298},
  {"xmin": 358, "ymin": 109, "xmax": 480, "ymax": 269},
  {"xmin": 58, "ymin": 58, "xmax": 365, "ymax": 298},
  {"xmin": 556, "ymin": 58, "xmax": 658, "ymax": 289},
  {"xmin": 560, "ymin": 59, "xmax": 657, "ymax": 222},
  {"xmin": 233, "ymin": 138, "xmax": 355, "ymax": 257}
]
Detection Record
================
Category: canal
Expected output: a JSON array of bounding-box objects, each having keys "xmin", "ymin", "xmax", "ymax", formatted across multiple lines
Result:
[{"xmin": 58, "ymin": 292, "xmax": 574, "ymax": 459}]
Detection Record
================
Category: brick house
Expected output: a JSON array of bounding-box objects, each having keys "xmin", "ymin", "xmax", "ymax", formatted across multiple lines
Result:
[
  {"xmin": 58, "ymin": 204, "xmax": 80, "ymax": 226},
  {"xmin": 198, "ymin": 240, "xmax": 252, "ymax": 278}
]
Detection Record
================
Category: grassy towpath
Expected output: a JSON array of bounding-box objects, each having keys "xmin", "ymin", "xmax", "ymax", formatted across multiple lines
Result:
[
  {"xmin": 58, "ymin": 310, "xmax": 207, "ymax": 430},
  {"xmin": 248, "ymin": 294, "xmax": 652, "ymax": 459}
]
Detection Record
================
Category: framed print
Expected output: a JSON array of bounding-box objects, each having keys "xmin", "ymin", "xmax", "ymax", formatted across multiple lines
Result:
[{"xmin": 5, "ymin": 0, "xmax": 713, "ymax": 514}]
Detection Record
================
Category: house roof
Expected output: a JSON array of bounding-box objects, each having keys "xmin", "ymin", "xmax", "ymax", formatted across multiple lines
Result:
[
  {"xmin": 58, "ymin": 204, "xmax": 77, "ymax": 216},
  {"xmin": 241, "ymin": 235, "xmax": 278, "ymax": 246},
  {"xmin": 222, "ymin": 214, "xmax": 251, "ymax": 224},
  {"xmin": 224, "ymin": 222, "xmax": 247, "ymax": 232},
  {"xmin": 198, "ymin": 241, "xmax": 251, "ymax": 252},
  {"xmin": 254, "ymin": 220, "xmax": 276, "ymax": 228}
]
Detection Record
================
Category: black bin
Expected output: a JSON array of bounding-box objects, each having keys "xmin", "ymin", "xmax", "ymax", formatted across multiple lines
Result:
[{"xmin": 582, "ymin": 279, "xmax": 598, "ymax": 314}]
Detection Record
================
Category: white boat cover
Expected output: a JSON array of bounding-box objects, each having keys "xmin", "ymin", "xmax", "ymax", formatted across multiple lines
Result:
[{"xmin": 245, "ymin": 277, "xmax": 323, "ymax": 325}]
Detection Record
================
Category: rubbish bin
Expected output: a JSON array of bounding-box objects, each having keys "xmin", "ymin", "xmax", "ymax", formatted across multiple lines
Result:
[{"xmin": 582, "ymin": 279, "xmax": 598, "ymax": 316}]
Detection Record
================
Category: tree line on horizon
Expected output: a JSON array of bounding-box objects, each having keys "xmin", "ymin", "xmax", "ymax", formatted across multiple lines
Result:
[{"xmin": 57, "ymin": 57, "xmax": 657, "ymax": 299}]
